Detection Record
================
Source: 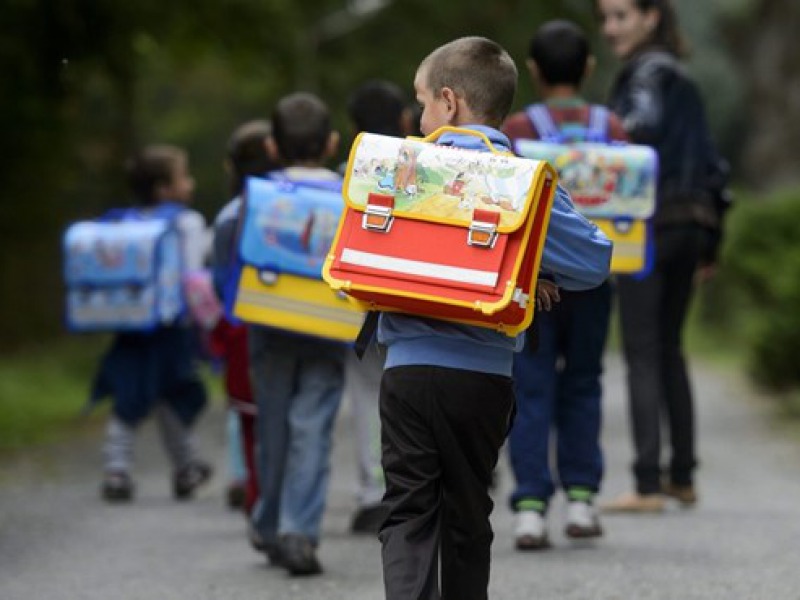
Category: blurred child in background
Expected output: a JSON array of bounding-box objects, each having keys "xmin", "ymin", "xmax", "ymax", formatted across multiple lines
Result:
[{"xmin": 91, "ymin": 144, "xmax": 213, "ymax": 503}]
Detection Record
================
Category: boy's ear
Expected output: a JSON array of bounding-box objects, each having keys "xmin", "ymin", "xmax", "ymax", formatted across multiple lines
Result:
[
  {"xmin": 584, "ymin": 55, "xmax": 597, "ymax": 80},
  {"xmin": 265, "ymin": 137, "xmax": 280, "ymax": 162},
  {"xmin": 441, "ymin": 87, "xmax": 459, "ymax": 123},
  {"xmin": 325, "ymin": 131, "xmax": 340, "ymax": 159}
]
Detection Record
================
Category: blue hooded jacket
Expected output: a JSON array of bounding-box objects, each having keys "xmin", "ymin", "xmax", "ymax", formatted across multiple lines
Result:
[{"xmin": 377, "ymin": 125, "xmax": 612, "ymax": 376}]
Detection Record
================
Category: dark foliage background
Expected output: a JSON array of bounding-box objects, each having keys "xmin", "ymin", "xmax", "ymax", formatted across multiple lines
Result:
[{"xmin": 1, "ymin": 0, "xmax": 796, "ymax": 388}]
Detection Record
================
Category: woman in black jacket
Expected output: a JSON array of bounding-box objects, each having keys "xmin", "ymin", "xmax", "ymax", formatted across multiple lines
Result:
[{"xmin": 597, "ymin": 0, "xmax": 728, "ymax": 512}]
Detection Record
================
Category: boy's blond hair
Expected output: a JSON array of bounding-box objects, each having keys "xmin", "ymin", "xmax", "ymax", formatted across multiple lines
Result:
[{"xmin": 419, "ymin": 36, "xmax": 518, "ymax": 127}]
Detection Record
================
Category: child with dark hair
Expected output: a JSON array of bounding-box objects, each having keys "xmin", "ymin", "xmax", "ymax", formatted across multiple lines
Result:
[
  {"xmin": 347, "ymin": 79, "xmax": 412, "ymax": 137},
  {"xmin": 340, "ymin": 79, "xmax": 413, "ymax": 535},
  {"xmin": 210, "ymin": 119, "xmax": 278, "ymax": 515},
  {"xmin": 501, "ymin": 19, "xmax": 628, "ymax": 551},
  {"xmin": 247, "ymin": 92, "xmax": 345, "ymax": 576},
  {"xmin": 92, "ymin": 144, "xmax": 213, "ymax": 503},
  {"xmin": 377, "ymin": 36, "xmax": 612, "ymax": 600}
]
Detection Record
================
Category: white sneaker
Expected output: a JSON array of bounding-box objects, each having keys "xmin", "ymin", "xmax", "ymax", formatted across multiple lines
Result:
[
  {"xmin": 514, "ymin": 511, "xmax": 549, "ymax": 550},
  {"xmin": 565, "ymin": 501, "xmax": 603, "ymax": 539}
]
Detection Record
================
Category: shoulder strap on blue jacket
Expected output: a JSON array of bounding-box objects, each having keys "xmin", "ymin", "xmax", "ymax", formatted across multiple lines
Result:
[
  {"xmin": 525, "ymin": 104, "xmax": 561, "ymax": 142},
  {"xmin": 587, "ymin": 105, "xmax": 610, "ymax": 142},
  {"xmin": 266, "ymin": 171, "xmax": 343, "ymax": 193}
]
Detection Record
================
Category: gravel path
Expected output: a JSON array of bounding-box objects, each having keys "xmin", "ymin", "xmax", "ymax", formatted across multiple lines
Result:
[{"xmin": 1, "ymin": 352, "xmax": 799, "ymax": 599}]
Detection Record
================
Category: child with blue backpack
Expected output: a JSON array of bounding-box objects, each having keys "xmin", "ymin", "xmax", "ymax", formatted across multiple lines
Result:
[
  {"xmin": 90, "ymin": 144, "xmax": 213, "ymax": 502},
  {"xmin": 501, "ymin": 20, "xmax": 628, "ymax": 550},
  {"xmin": 245, "ymin": 92, "xmax": 345, "ymax": 576}
]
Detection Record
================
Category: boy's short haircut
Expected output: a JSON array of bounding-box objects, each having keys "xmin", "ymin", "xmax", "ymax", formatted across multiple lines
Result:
[
  {"xmin": 226, "ymin": 119, "xmax": 275, "ymax": 196},
  {"xmin": 126, "ymin": 144, "xmax": 185, "ymax": 206},
  {"xmin": 347, "ymin": 79, "xmax": 408, "ymax": 136},
  {"xmin": 528, "ymin": 20, "xmax": 589, "ymax": 87},
  {"xmin": 271, "ymin": 92, "xmax": 332, "ymax": 163},
  {"xmin": 419, "ymin": 36, "xmax": 517, "ymax": 127}
]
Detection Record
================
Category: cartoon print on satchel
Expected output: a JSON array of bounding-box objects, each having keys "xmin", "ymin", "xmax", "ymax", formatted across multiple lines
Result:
[{"xmin": 515, "ymin": 104, "xmax": 658, "ymax": 275}]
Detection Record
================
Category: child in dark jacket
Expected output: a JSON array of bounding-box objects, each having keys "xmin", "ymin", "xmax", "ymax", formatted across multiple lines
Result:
[{"xmin": 376, "ymin": 36, "xmax": 612, "ymax": 600}]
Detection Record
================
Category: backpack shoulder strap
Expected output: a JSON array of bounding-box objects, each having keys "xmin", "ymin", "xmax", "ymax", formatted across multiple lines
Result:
[
  {"xmin": 587, "ymin": 105, "xmax": 610, "ymax": 142},
  {"xmin": 525, "ymin": 103, "xmax": 561, "ymax": 142},
  {"xmin": 150, "ymin": 201, "xmax": 186, "ymax": 222}
]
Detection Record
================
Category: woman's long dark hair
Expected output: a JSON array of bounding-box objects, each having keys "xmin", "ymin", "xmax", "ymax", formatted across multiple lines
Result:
[{"xmin": 634, "ymin": 0, "xmax": 688, "ymax": 57}]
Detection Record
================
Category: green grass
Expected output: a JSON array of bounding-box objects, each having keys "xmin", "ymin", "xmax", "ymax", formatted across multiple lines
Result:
[
  {"xmin": 0, "ymin": 335, "xmax": 224, "ymax": 455},
  {"xmin": 0, "ymin": 336, "xmax": 110, "ymax": 453}
]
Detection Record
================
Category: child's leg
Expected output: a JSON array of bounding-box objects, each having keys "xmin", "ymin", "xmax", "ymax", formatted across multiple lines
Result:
[
  {"xmin": 278, "ymin": 350, "xmax": 345, "ymax": 542},
  {"xmin": 555, "ymin": 283, "xmax": 612, "ymax": 496},
  {"xmin": 508, "ymin": 315, "xmax": 559, "ymax": 510},
  {"xmin": 239, "ymin": 412, "xmax": 260, "ymax": 516},
  {"xmin": 379, "ymin": 366, "xmax": 513, "ymax": 600},
  {"xmin": 248, "ymin": 328, "xmax": 299, "ymax": 548},
  {"xmin": 436, "ymin": 369, "xmax": 514, "ymax": 600},
  {"xmin": 226, "ymin": 408, "xmax": 247, "ymax": 484},
  {"xmin": 379, "ymin": 366, "xmax": 442, "ymax": 600},
  {"xmin": 345, "ymin": 344, "xmax": 386, "ymax": 510},
  {"xmin": 101, "ymin": 414, "xmax": 137, "ymax": 501},
  {"xmin": 103, "ymin": 414, "xmax": 135, "ymax": 474},
  {"xmin": 155, "ymin": 403, "xmax": 198, "ymax": 471}
]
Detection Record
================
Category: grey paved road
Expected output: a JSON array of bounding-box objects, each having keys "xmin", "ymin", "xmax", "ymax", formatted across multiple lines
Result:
[{"xmin": 2, "ymin": 353, "xmax": 800, "ymax": 599}]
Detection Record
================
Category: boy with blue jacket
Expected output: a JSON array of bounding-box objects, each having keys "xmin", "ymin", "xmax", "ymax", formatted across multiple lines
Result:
[
  {"xmin": 501, "ymin": 19, "xmax": 628, "ymax": 551},
  {"xmin": 376, "ymin": 37, "xmax": 612, "ymax": 600}
]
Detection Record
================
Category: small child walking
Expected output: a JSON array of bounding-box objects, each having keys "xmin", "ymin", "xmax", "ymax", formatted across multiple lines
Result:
[{"xmin": 91, "ymin": 144, "xmax": 213, "ymax": 502}]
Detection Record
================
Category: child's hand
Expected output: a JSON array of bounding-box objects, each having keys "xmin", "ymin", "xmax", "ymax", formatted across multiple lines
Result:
[{"xmin": 536, "ymin": 279, "xmax": 560, "ymax": 311}]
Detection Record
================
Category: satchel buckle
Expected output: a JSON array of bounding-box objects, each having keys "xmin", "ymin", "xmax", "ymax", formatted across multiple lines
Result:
[
  {"xmin": 468, "ymin": 209, "xmax": 501, "ymax": 248},
  {"xmin": 362, "ymin": 193, "xmax": 395, "ymax": 233}
]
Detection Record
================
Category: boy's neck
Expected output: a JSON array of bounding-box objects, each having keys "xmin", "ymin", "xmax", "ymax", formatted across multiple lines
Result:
[
  {"xmin": 284, "ymin": 160, "xmax": 327, "ymax": 169},
  {"xmin": 538, "ymin": 84, "xmax": 582, "ymax": 102}
]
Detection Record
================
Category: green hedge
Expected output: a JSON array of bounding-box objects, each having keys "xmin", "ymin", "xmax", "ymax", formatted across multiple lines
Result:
[{"xmin": 720, "ymin": 188, "xmax": 800, "ymax": 390}]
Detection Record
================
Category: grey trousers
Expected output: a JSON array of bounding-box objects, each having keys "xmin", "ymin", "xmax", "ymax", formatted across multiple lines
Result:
[
  {"xmin": 344, "ymin": 342, "xmax": 386, "ymax": 507},
  {"xmin": 103, "ymin": 404, "xmax": 197, "ymax": 474}
]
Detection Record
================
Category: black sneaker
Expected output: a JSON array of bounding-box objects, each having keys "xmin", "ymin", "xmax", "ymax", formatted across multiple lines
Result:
[
  {"xmin": 101, "ymin": 471, "xmax": 135, "ymax": 503},
  {"xmin": 278, "ymin": 534, "xmax": 323, "ymax": 576},
  {"xmin": 173, "ymin": 460, "xmax": 213, "ymax": 500},
  {"xmin": 226, "ymin": 481, "xmax": 246, "ymax": 510},
  {"xmin": 248, "ymin": 526, "xmax": 285, "ymax": 567}
]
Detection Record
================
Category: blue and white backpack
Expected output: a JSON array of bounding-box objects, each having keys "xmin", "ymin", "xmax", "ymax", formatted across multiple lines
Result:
[
  {"xmin": 515, "ymin": 103, "xmax": 658, "ymax": 275},
  {"xmin": 62, "ymin": 202, "xmax": 187, "ymax": 332}
]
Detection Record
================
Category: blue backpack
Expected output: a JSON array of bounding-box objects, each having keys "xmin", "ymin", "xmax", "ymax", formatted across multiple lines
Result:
[
  {"xmin": 228, "ymin": 174, "xmax": 364, "ymax": 341},
  {"xmin": 62, "ymin": 202, "xmax": 187, "ymax": 332}
]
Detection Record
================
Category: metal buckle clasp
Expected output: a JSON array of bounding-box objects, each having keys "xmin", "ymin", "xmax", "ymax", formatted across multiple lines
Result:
[
  {"xmin": 362, "ymin": 204, "xmax": 394, "ymax": 232},
  {"xmin": 361, "ymin": 193, "xmax": 395, "ymax": 233},
  {"xmin": 468, "ymin": 220, "xmax": 498, "ymax": 248},
  {"xmin": 468, "ymin": 208, "xmax": 501, "ymax": 248}
]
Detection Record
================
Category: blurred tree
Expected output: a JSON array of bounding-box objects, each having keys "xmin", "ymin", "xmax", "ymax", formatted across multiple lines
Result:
[
  {"xmin": 0, "ymin": 0, "xmax": 779, "ymax": 349},
  {"xmin": 0, "ymin": 0, "xmax": 295, "ymax": 347},
  {"xmin": 718, "ymin": 0, "xmax": 800, "ymax": 188}
]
